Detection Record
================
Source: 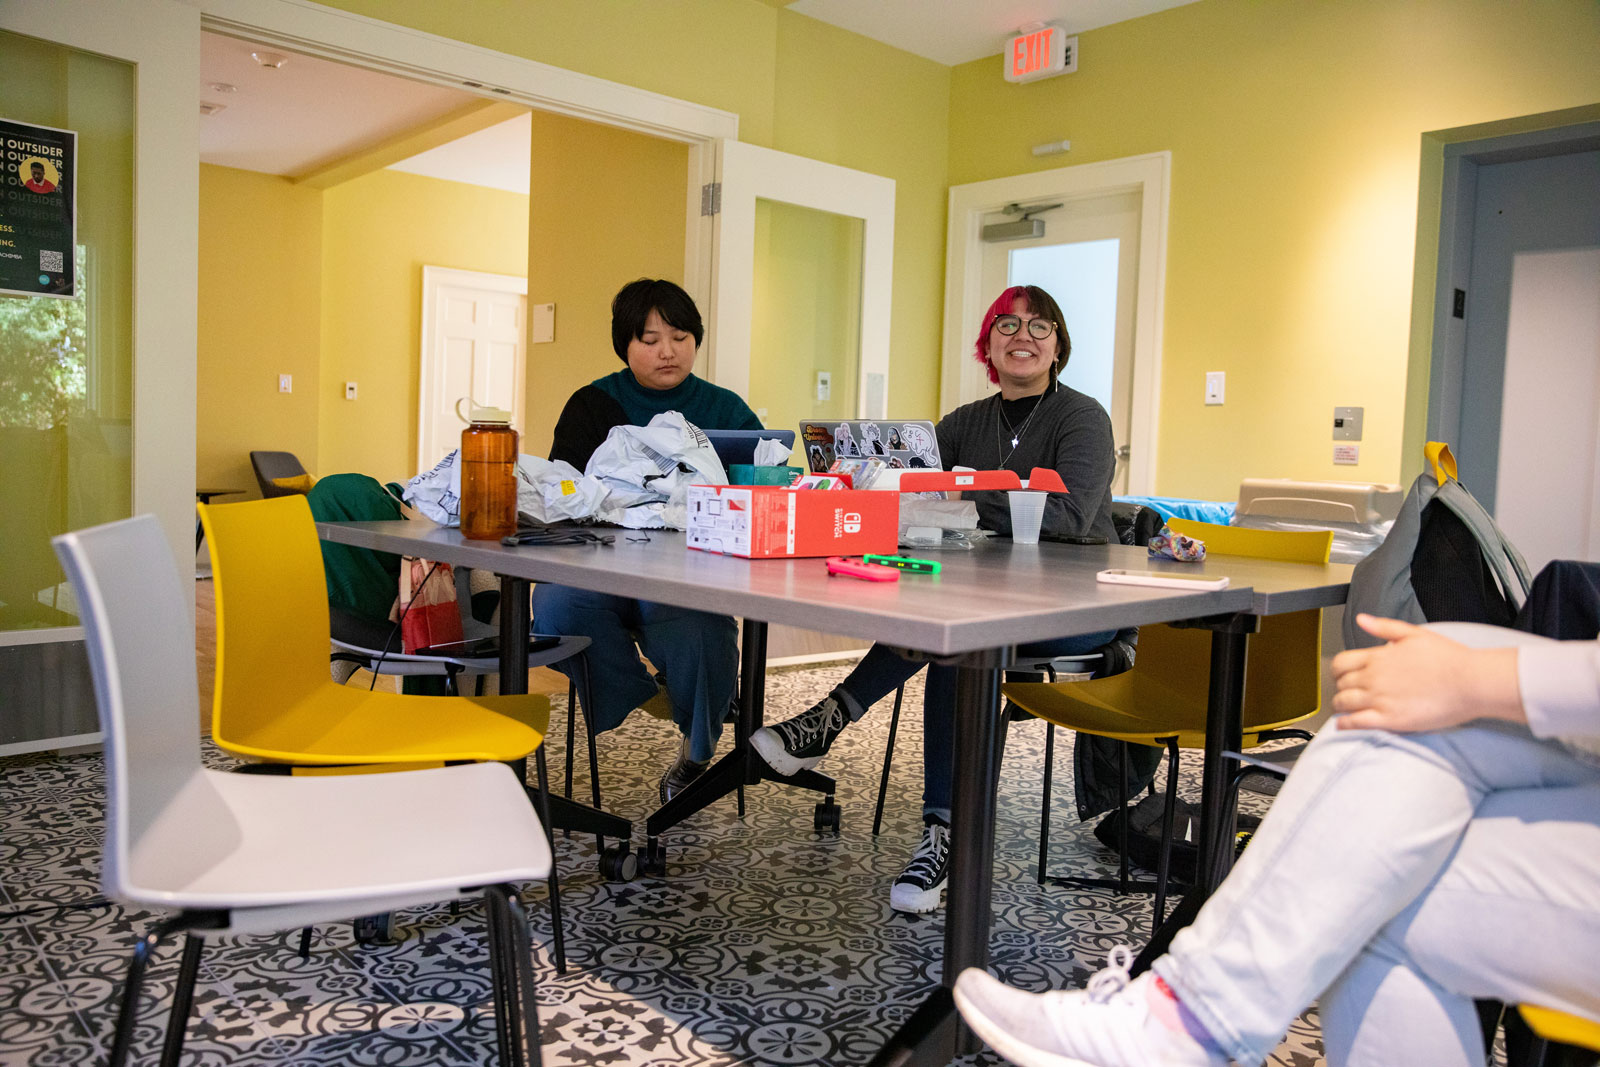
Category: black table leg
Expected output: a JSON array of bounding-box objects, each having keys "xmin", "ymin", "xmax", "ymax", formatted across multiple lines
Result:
[
  {"xmin": 499, "ymin": 577, "xmax": 631, "ymax": 844},
  {"xmin": 869, "ymin": 646, "xmax": 1009, "ymax": 1067},
  {"xmin": 643, "ymin": 618, "xmax": 835, "ymax": 861},
  {"xmin": 1133, "ymin": 615, "xmax": 1253, "ymax": 973}
]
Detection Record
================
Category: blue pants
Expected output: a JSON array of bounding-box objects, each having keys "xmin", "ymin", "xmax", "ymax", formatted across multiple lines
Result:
[
  {"xmin": 531, "ymin": 584, "xmax": 737, "ymax": 763},
  {"xmin": 837, "ymin": 631, "xmax": 1115, "ymax": 818}
]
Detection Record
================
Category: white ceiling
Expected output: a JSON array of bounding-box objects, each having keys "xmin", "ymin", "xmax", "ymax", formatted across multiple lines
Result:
[
  {"xmin": 789, "ymin": 0, "xmax": 1201, "ymax": 66},
  {"xmin": 199, "ymin": 1, "xmax": 1200, "ymax": 186}
]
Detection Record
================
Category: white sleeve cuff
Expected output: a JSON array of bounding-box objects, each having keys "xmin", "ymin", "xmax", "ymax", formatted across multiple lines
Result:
[{"xmin": 1517, "ymin": 640, "xmax": 1600, "ymax": 743}]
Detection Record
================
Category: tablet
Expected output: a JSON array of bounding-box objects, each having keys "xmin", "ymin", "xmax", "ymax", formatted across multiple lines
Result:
[
  {"xmin": 1096, "ymin": 569, "xmax": 1230, "ymax": 591},
  {"xmin": 705, "ymin": 429, "xmax": 795, "ymax": 469}
]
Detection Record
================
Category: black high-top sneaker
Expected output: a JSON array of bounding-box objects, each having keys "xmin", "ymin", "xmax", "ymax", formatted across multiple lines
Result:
[
  {"xmin": 890, "ymin": 814, "xmax": 950, "ymax": 914},
  {"xmin": 749, "ymin": 693, "xmax": 848, "ymax": 776}
]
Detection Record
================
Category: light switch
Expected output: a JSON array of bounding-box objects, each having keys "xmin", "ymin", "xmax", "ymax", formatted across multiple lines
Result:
[
  {"xmin": 1204, "ymin": 371, "xmax": 1225, "ymax": 406},
  {"xmin": 816, "ymin": 371, "xmax": 831, "ymax": 403},
  {"xmin": 1333, "ymin": 406, "xmax": 1363, "ymax": 441},
  {"xmin": 344, "ymin": 381, "xmax": 358, "ymax": 401},
  {"xmin": 531, "ymin": 302, "xmax": 555, "ymax": 343},
  {"xmin": 278, "ymin": 374, "xmax": 292, "ymax": 393}
]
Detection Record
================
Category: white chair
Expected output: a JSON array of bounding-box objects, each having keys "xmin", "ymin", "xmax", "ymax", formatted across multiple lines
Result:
[{"xmin": 54, "ymin": 514, "xmax": 551, "ymax": 1067}]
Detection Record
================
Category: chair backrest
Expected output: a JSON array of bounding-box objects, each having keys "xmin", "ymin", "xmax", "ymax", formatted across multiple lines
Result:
[
  {"xmin": 1144, "ymin": 519, "xmax": 1333, "ymax": 725},
  {"xmin": 199, "ymin": 495, "xmax": 336, "ymax": 743},
  {"xmin": 250, "ymin": 450, "xmax": 310, "ymax": 498},
  {"xmin": 51, "ymin": 515, "xmax": 217, "ymax": 900}
]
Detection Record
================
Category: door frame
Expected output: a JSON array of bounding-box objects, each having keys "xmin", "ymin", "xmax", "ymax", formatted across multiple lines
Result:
[
  {"xmin": 196, "ymin": 0, "xmax": 739, "ymax": 364},
  {"xmin": 417, "ymin": 265, "xmax": 528, "ymax": 475},
  {"xmin": 708, "ymin": 139, "xmax": 896, "ymax": 413},
  {"xmin": 1, "ymin": 1, "xmax": 199, "ymax": 600},
  {"xmin": 1414, "ymin": 114, "xmax": 1600, "ymax": 479},
  {"xmin": 941, "ymin": 152, "xmax": 1170, "ymax": 495}
]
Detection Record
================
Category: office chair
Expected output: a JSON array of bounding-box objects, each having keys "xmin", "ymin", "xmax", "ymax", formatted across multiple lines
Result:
[
  {"xmin": 249, "ymin": 449, "xmax": 312, "ymax": 498},
  {"xmin": 54, "ymin": 514, "xmax": 550, "ymax": 1067},
  {"xmin": 198, "ymin": 494, "xmax": 572, "ymax": 971},
  {"xmin": 1004, "ymin": 520, "xmax": 1331, "ymax": 927}
]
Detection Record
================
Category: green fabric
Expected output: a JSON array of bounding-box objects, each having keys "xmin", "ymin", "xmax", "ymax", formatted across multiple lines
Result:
[
  {"xmin": 590, "ymin": 369, "xmax": 761, "ymax": 432},
  {"xmin": 305, "ymin": 473, "xmax": 404, "ymax": 624}
]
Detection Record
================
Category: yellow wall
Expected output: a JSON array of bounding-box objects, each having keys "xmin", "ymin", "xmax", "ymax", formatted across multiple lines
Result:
[
  {"xmin": 750, "ymin": 199, "xmax": 863, "ymax": 438},
  {"xmin": 319, "ymin": 168, "xmax": 530, "ymax": 483},
  {"xmin": 197, "ymin": 164, "xmax": 322, "ymax": 496},
  {"xmin": 523, "ymin": 112, "xmax": 688, "ymax": 457},
  {"xmin": 312, "ymin": 0, "xmax": 954, "ymax": 424},
  {"xmin": 949, "ymin": 0, "xmax": 1600, "ymax": 499}
]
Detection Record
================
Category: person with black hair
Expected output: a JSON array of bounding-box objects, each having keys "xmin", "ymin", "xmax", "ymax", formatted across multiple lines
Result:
[{"xmin": 537, "ymin": 279, "xmax": 760, "ymax": 803}]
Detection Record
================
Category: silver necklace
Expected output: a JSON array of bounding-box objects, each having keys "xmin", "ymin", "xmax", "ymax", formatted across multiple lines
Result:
[{"xmin": 998, "ymin": 380, "xmax": 1056, "ymax": 465}]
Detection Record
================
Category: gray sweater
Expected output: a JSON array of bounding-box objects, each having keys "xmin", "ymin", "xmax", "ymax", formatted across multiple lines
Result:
[{"xmin": 935, "ymin": 384, "xmax": 1117, "ymax": 543}]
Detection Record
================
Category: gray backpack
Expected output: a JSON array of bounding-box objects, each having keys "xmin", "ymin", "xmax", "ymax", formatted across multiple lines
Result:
[{"xmin": 1343, "ymin": 443, "xmax": 1531, "ymax": 649}]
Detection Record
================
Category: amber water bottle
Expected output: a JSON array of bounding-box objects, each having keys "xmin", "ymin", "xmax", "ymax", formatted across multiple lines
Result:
[{"xmin": 457, "ymin": 399, "xmax": 518, "ymax": 540}]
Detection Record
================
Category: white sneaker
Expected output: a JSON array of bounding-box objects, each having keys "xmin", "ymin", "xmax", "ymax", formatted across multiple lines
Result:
[{"xmin": 953, "ymin": 949, "xmax": 1227, "ymax": 1067}]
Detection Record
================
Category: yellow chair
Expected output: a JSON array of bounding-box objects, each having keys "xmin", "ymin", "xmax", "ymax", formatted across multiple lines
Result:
[
  {"xmin": 1520, "ymin": 1006, "xmax": 1600, "ymax": 1065},
  {"xmin": 1003, "ymin": 520, "xmax": 1333, "ymax": 923},
  {"xmin": 198, "ymin": 494, "xmax": 567, "ymax": 968}
]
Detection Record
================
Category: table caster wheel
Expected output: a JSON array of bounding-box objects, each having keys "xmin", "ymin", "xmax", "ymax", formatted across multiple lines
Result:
[
  {"xmin": 638, "ymin": 839, "xmax": 668, "ymax": 877},
  {"xmin": 814, "ymin": 800, "xmax": 841, "ymax": 835},
  {"xmin": 599, "ymin": 844, "xmax": 639, "ymax": 882},
  {"xmin": 352, "ymin": 911, "xmax": 396, "ymax": 945}
]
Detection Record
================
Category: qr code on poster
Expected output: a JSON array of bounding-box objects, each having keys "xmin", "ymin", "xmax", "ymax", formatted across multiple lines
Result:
[{"xmin": 39, "ymin": 249, "xmax": 64, "ymax": 272}]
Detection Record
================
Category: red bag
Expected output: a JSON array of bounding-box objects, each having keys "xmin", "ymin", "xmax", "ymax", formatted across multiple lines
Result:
[{"xmin": 396, "ymin": 556, "xmax": 463, "ymax": 653}]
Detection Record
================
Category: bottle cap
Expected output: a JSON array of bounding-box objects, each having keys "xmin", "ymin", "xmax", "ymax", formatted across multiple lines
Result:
[{"xmin": 455, "ymin": 397, "xmax": 512, "ymax": 424}]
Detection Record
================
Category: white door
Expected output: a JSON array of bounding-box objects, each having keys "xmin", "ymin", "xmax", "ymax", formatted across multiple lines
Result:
[
  {"xmin": 942, "ymin": 153, "xmax": 1170, "ymax": 494},
  {"xmin": 979, "ymin": 191, "xmax": 1141, "ymax": 493},
  {"xmin": 704, "ymin": 139, "xmax": 895, "ymax": 423},
  {"xmin": 417, "ymin": 266, "xmax": 527, "ymax": 474}
]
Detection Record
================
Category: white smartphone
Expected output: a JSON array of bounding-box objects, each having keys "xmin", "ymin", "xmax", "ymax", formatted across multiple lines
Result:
[{"xmin": 1096, "ymin": 568, "xmax": 1230, "ymax": 591}]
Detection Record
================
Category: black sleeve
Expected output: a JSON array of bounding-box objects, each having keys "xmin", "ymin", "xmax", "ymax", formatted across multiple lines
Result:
[
  {"xmin": 1039, "ymin": 400, "xmax": 1115, "ymax": 541},
  {"xmin": 549, "ymin": 385, "xmax": 628, "ymax": 471}
]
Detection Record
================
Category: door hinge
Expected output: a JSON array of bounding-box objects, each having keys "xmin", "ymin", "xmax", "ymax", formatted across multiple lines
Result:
[{"xmin": 700, "ymin": 182, "xmax": 722, "ymax": 217}]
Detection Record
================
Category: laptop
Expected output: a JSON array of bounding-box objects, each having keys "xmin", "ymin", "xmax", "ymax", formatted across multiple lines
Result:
[
  {"xmin": 705, "ymin": 429, "xmax": 796, "ymax": 469},
  {"xmin": 798, "ymin": 420, "xmax": 942, "ymax": 474}
]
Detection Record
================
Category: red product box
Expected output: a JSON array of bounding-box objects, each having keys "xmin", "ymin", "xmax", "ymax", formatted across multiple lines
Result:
[{"xmin": 685, "ymin": 485, "xmax": 899, "ymax": 559}]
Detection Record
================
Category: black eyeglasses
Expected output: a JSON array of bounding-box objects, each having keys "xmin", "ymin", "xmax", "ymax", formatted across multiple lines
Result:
[{"xmin": 993, "ymin": 314, "xmax": 1057, "ymax": 340}]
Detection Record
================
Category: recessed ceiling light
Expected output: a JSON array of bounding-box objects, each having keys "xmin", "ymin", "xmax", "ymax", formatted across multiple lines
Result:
[
  {"xmin": 207, "ymin": 81, "xmax": 237, "ymax": 93},
  {"xmin": 199, "ymin": 101, "xmax": 227, "ymax": 115},
  {"xmin": 250, "ymin": 51, "xmax": 288, "ymax": 69}
]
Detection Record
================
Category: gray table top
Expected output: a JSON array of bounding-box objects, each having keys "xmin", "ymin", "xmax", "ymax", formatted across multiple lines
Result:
[{"xmin": 318, "ymin": 521, "xmax": 1351, "ymax": 657}]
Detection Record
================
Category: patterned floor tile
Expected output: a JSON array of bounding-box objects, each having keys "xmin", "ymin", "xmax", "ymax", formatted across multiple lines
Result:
[{"xmin": 0, "ymin": 661, "xmax": 1338, "ymax": 1066}]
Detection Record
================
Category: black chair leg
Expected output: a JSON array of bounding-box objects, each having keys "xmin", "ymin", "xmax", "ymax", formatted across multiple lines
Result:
[
  {"xmin": 579, "ymin": 655, "xmax": 603, "ymax": 817},
  {"xmin": 296, "ymin": 925, "xmax": 314, "ymax": 959},
  {"xmin": 159, "ymin": 934, "xmax": 205, "ymax": 1067},
  {"xmin": 873, "ymin": 685, "xmax": 905, "ymax": 836},
  {"xmin": 563, "ymin": 680, "xmax": 576, "ymax": 806},
  {"xmin": 484, "ymin": 887, "xmax": 520, "ymax": 1067},
  {"xmin": 1153, "ymin": 739, "xmax": 1182, "ymax": 929},
  {"xmin": 1037, "ymin": 722, "xmax": 1054, "ymax": 884},
  {"xmin": 531, "ymin": 748, "xmax": 567, "ymax": 976},
  {"xmin": 108, "ymin": 917, "xmax": 184, "ymax": 1067},
  {"xmin": 503, "ymin": 887, "xmax": 545, "ymax": 1067}
]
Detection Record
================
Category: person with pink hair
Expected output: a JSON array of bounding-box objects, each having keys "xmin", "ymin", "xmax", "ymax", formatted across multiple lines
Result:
[{"xmin": 753, "ymin": 284, "xmax": 1122, "ymax": 913}]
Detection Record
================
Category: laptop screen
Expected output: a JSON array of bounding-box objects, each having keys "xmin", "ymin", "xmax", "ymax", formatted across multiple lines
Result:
[
  {"xmin": 704, "ymin": 429, "xmax": 796, "ymax": 469},
  {"xmin": 798, "ymin": 420, "xmax": 941, "ymax": 474}
]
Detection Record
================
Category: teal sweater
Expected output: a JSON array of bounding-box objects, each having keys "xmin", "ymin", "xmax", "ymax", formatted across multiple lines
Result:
[{"xmin": 550, "ymin": 368, "xmax": 761, "ymax": 469}]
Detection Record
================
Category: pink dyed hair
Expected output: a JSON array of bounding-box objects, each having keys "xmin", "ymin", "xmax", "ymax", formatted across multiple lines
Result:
[{"xmin": 973, "ymin": 285, "xmax": 1032, "ymax": 386}]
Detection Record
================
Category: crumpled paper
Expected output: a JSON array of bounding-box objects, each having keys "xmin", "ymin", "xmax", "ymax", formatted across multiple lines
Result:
[{"xmin": 1148, "ymin": 524, "xmax": 1207, "ymax": 562}]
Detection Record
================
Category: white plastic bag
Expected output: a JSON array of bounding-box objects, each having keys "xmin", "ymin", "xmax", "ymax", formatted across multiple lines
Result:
[
  {"xmin": 404, "ymin": 451, "xmax": 610, "ymax": 526},
  {"xmin": 587, "ymin": 412, "xmax": 727, "ymax": 529},
  {"xmin": 404, "ymin": 451, "xmax": 463, "ymax": 526}
]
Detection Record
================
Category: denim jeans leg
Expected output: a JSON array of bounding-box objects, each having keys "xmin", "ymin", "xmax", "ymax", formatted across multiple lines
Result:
[
  {"xmin": 531, "ymin": 584, "xmax": 657, "ymax": 734},
  {"xmin": 634, "ymin": 602, "xmax": 739, "ymax": 764}
]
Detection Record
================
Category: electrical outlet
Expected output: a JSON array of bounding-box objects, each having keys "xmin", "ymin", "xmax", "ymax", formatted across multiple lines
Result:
[
  {"xmin": 344, "ymin": 381, "xmax": 358, "ymax": 401},
  {"xmin": 1204, "ymin": 371, "xmax": 1225, "ymax": 405},
  {"xmin": 278, "ymin": 374, "xmax": 292, "ymax": 393}
]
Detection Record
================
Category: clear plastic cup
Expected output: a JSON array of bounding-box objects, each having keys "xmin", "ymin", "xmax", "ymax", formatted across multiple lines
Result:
[{"xmin": 1008, "ymin": 489, "xmax": 1047, "ymax": 545}]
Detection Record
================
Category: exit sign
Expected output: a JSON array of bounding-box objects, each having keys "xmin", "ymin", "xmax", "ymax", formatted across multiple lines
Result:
[{"xmin": 1004, "ymin": 24, "xmax": 1077, "ymax": 83}]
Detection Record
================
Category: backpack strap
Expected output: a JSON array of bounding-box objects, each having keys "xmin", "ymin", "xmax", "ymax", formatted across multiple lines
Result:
[
  {"xmin": 1433, "ymin": 480, "xmax": 1534, "ymax": 611},
  {"xmin": 1424, "ymin": 441, "xmax": 1458, "ymax": 486}
]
